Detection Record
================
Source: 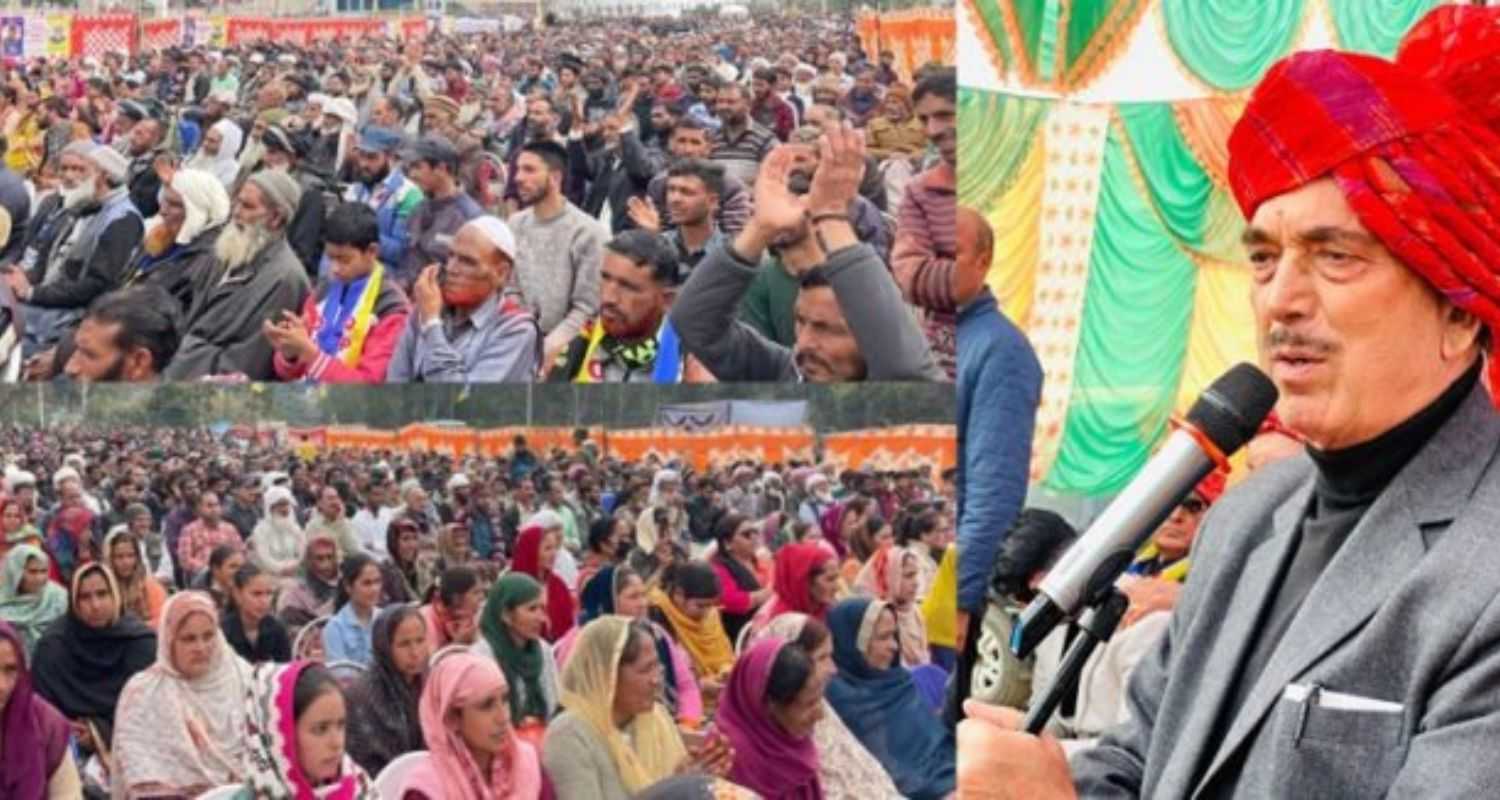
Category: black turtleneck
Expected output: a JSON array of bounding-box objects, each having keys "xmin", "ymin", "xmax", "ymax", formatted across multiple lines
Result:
[{"xmin": 1208, "ymin": 359, "xmax": 1479, "ymax": 794}]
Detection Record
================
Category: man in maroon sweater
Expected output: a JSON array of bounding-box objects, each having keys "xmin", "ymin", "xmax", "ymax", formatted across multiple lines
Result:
[{"xmin": 892, "ymin": 67, "xmax": 957, "ymax": 379}]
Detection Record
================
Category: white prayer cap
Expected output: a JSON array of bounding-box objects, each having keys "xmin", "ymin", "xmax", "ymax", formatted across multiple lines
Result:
[{"xmin": 460, "ymin": 215, "xmax": 517, "ymax": 263}]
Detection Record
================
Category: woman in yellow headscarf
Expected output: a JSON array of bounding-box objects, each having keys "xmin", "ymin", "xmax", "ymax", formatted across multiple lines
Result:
[{"xmin": 541, "ymin": 616, "xmax": 733, "ymax": 799}]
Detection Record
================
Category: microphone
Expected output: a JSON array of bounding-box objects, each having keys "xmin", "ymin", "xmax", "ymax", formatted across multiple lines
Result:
[{"xmin": 1010, "ymin": 362, "xmax": 1279, "ymax": 660}]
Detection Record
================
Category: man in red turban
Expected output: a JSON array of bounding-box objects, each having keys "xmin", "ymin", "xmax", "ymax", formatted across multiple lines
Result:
[{"xmin": 958, "ymin": 7, "xmax": 1500, "ymax": 797}]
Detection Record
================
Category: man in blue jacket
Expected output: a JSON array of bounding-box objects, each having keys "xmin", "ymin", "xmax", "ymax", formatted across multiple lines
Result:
[{"xmin": 952, "ymin": 206, "xmax": 1042, "ymax": 712}]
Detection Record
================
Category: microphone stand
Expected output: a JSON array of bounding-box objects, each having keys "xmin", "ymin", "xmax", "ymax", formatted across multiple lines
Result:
[{"xmin": 1023, "ymin": 587, "xmax": 1130, "ymax": 736}]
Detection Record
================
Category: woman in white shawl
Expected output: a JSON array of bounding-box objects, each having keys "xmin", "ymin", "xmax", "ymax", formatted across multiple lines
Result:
[
  {"xmin": 249, "ymin": 485, "xmax": 303, "ymax": 579},
  {"xmin": 112, "ymin": 591, "xmax": 254, "ymax": 799},
  {"xmin": 184, "ymin": 119, "xmax": 244, "ymax": 190}
]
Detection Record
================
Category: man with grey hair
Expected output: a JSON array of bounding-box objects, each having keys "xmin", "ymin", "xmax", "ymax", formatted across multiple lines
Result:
[
  {"xmin": 163, "ymin": 169, "xmax": 310, "ymax": 380},
  {"xmin": 6, "ymin": 141, "xmax": 143, "ymax": 361}
]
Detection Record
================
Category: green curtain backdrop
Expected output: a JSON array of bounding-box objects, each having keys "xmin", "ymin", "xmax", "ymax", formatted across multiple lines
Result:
[
  {"xmin": 958, "ymin": 89, "xmax": 1051, "ymax": 210},
  {"xmin": 1115, "ymin": 102, "xmax": 1244, "ymax": 264},
  {"xmin": 1043, "ymin": 124, "xmax": 1196, "ymax": 496},
  {"xmin": 1012, "ymin": 0, "xmax": 1063, "ymax": 83},
  {"xmin": 1161, "ymin": 0, "xmax": 1307, "ymax": 90},
  {"xmin": 969, "ymin": 0, "xmax": 1016, "ymax": 76},
  {"xmin": 1062, "ymin": 0, "xmax": 1150, "ymax": 86},
  {"xmin": 1329, "ymin": 0, "xmax": 1446, "ymax": 57}
]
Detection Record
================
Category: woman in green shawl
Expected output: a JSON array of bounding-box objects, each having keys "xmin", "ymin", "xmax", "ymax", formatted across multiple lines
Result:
[
  {"xmin": 472, "ymin": 573, "xmax": 560, "ymax": 748},
  {"xmin": 0, "ymin": 544, "xmax": 67, "ymax": 657}
]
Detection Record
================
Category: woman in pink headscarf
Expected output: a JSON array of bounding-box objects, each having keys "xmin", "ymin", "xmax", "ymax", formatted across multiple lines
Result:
[
  {"xmin": 711, "ymin": 636, "xmax": 825, "ymax": 800},
  {"xmin": 401, "ymin": 649, "xmax": 550, "ymax": 800}
]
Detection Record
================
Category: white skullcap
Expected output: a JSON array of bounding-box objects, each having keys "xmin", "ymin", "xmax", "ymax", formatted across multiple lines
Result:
[
  {"xmin": 323, "ymin": 97, "xmax": 358, "ymax": 127},
  {"xmin": 52, "ymin": 466, "xmax": 80, "ymax": 489},
  {"xmin": 461, "ymin": 215, "xmax": 517, "ymax": 263},
  {"xmin": 85, "ymin": 144, "xmax": 129, "ymax": 183}
]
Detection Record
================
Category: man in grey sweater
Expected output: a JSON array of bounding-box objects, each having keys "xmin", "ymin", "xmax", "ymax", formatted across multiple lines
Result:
[
  {"xmin": 670, "ymin": 125, "xmax": 941, "ymax": 382},
  {"xmin": 508, "ymin": 140, "xmax": 607, "ymax": 379}
]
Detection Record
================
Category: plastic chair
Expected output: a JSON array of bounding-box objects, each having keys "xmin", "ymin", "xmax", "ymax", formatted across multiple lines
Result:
[
  {"xmin": 293, "ymin": 615, "xmax": 332, "ymax": 661},
  {"xmin": 197, "ymin": 784, "xmax": 245, "ymax": 800},
  {"xmin": 375, "ymin": 751, "xmax": 429, "ymax": 799},
  {"xmin": 325, "ymin": 660, "xmax": 367, "ymax": 690}
]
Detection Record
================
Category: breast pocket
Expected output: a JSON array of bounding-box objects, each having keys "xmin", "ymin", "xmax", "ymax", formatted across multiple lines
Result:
[{"xmin": 1268, "ymin": 684, "xmax": 1410, "ymax": 799}]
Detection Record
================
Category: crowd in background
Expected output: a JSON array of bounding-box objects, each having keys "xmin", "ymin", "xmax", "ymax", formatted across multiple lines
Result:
[
  {"xmin": 0, "ymin": 13, "xmax": 956, "ymax": 385},
  {"xmin": 0, "ymin": 424, "xmax": 960, "ymax": 798}
]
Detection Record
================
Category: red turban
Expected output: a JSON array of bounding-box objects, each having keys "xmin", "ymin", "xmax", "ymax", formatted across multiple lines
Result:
[
  {"xmin": 1228, "ymin": 7, "xmax": 1500, "ymax": 396},
  {"xmin": 1193, "ymin": 468, "xmax": 1228, "ymax": 506}
]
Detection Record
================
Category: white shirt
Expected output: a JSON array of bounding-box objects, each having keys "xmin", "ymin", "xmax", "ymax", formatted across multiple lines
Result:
[{"xmin": 351, "ymin": 506, "xmax": 396, "ymax": 558}]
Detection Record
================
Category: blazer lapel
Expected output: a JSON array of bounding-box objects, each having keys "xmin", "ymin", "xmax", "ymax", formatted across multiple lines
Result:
[
  {"xmin": 1162, "ymin": 479, "xmax": 1307, "ymax": 796},
  {"xmin": 1194, "ymin": 382, "xmax": 1497, "ymax": 794}
]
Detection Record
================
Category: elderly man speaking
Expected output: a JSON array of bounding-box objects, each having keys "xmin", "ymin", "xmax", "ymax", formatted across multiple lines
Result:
[{"xmin": 958, "ymin": 7, "xmax": 1500, "ymax": 799}]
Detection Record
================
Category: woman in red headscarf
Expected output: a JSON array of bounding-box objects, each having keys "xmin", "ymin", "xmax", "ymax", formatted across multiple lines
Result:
[
  {"xmin": 749, "ymin": 542, "xmax": 839, "ymax": 642},
  {"xmin": 511, "ymin": 512, "xmax": 576, "ymax": 642}
]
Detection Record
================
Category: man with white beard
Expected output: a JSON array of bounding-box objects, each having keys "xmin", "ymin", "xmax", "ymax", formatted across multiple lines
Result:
[
  {"xmin": 5, "ymin": 142, "xmax": 143, "ymax": 361},
  {"xmin": 163, "ymin": 169, "xmax": 310, "ymax": 380}
]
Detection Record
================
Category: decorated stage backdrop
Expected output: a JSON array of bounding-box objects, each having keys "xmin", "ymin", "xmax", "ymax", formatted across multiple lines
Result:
[
  {"xmin": 5, "ymin": 13, "xmax": 426, "ymax": 61},
  {"xmin": 857, "ymin": 7, "xmax": 956, "ymax": 84},
  {"xmin": 287, "ymin": 424, "xmax": 957, "ymax": 475},
  {"xmin": 958, "ymin": 0, "xmax": 1453, "ymax": 503}
]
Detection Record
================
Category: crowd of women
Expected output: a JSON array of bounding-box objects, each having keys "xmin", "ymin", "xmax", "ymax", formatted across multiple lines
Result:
[{"xmin": 0, "ymin": 424, "xmax": 958, "ymax": 798}]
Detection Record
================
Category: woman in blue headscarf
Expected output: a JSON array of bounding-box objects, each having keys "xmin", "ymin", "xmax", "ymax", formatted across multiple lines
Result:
[
  {"xmin": 554, "ymin": 564, "xmax": 704, "ymax": 725},
  {"xmin": 824, "ymin": 597, "xmax": 955, "ymax": 799}
]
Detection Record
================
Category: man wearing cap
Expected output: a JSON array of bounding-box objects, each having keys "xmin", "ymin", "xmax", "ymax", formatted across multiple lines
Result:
[
  {"xmin": 398, "ymin": 134, "xmax": 482, "ymax": 290},
  {"xmin": 343, "ymin": 126, "xmax": 423, "ymax": 270},
  {"xmin": 8, "ymin": 142, "xmax": 143, "ymax": 358},
  {"xmin": 510, "ymin": 139, "xmax": 606, "ymax": 377},
  {"xmin": 164, "ymin": 169, "xmax": 310, "ymax": 381},
  {"xmin": 423, "ymin": 95, "xmax": 461, "ymax": 139},
  {"xmin": 256, "ymin": 124, "xmax": 327, "ymax": 277},
  {"xmin": 310, "ymin": 97, "xmax": 359, "ymax": 181},
  {"xmin": 957, "ymin": 8, "xmax": 1500, "ymax": 797},
  {"xmin": 385, "ymin": 214, "xmax": 539, "ymax": 383}
]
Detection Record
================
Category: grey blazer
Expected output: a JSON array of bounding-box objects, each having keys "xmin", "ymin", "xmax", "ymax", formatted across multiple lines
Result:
[{"xmin": 1072, "ymin": 381, "xmax": 1500, "ymax": 798}]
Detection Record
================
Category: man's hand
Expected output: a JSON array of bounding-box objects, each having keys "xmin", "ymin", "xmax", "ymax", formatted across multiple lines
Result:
[
  {"xmin": 413, "ymin": 264, "xmax": 444, "ymax": 324},
  {"xmin": 958, "ymin": 701, "xmax": 1077, "ymax": 800},
  {"xmin": 537, "ymin": 343, "xmax": 563, "ymax": 380},
  {"xmin": 22, "ymin": 349, "xmax": 53, "ymax": 381},
  {"xmin": 4, "ymin": 267, "xmax": 29, "ymax": 299},
  {"xmin": 807, "ymin": 122, "xmax": 866, "ymax": 216},
  {"xmin": 627, "ymin": 195, "xmax": 661, "ymax": 233},
  {"xmin": 1120, "ymin": 576, "xmax": 1182, "ymax": 629},
  {"xmin": 750, "ymin": 144, "xmax": 811, "ymax": 236}
]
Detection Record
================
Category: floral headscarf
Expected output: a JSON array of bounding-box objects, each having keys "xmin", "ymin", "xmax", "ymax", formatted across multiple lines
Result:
[{"xmin": 243, "ymin": 661, "xmax": 377, "ymax": 800}]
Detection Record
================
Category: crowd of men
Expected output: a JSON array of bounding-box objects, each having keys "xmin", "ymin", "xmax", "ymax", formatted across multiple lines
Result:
[{"xmin": 0, "ymin": 13, "xmax": 956, "ymax": 385}]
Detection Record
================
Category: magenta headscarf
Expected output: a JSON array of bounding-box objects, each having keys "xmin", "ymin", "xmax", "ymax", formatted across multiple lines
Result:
[
  {"xmin": 407, "ymin": 650, "xmax": 543, "ymax": 800},
  {"xmin": 244, "ymin": 660, "xmax": 375, "ymax": 800},
  {"xmin": 714, "ymin": 637, "xmax": 823, "ymax": 800},
  {"xmin": 0, "ymin": 620, "xmax": 70, "ymax": 800}
]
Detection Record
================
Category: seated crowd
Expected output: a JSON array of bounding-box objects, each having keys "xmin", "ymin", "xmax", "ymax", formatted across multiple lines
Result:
[
  {"xmin": 0, "ymin": 19, "xmax": 956, "ymax": 385},
  {"xmin": 0, "ymin": 425, "xmax": 959, "ymax": 798}
]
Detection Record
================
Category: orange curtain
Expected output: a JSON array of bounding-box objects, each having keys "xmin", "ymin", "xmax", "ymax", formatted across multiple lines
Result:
[{"xmin": 822, "ymin": 424, "xmax": 958, "ymax": 474}]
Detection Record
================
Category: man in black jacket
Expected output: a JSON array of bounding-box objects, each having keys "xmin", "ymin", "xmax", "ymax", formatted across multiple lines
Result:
[{"xmin": 6, "ymin": 142, "xmax": 143, "ymax": 361}]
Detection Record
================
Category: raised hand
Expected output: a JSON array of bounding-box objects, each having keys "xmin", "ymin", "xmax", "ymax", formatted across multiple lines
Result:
[
  {"xmin": 751, "ymin": 144, "xmax": 812, "ymax": 236},
  {"xmin": 807, "ymin": 122, "xmax": 867, "ymax": 216},
  {"xmin": 627, "ymin": 195, "xmax": 661, "ymax": 233}
]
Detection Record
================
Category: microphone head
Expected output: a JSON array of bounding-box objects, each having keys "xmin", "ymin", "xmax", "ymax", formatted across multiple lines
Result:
[{"xmin": 1186, "ymin": 363, "xmax": 1280, "ymax": 456}]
